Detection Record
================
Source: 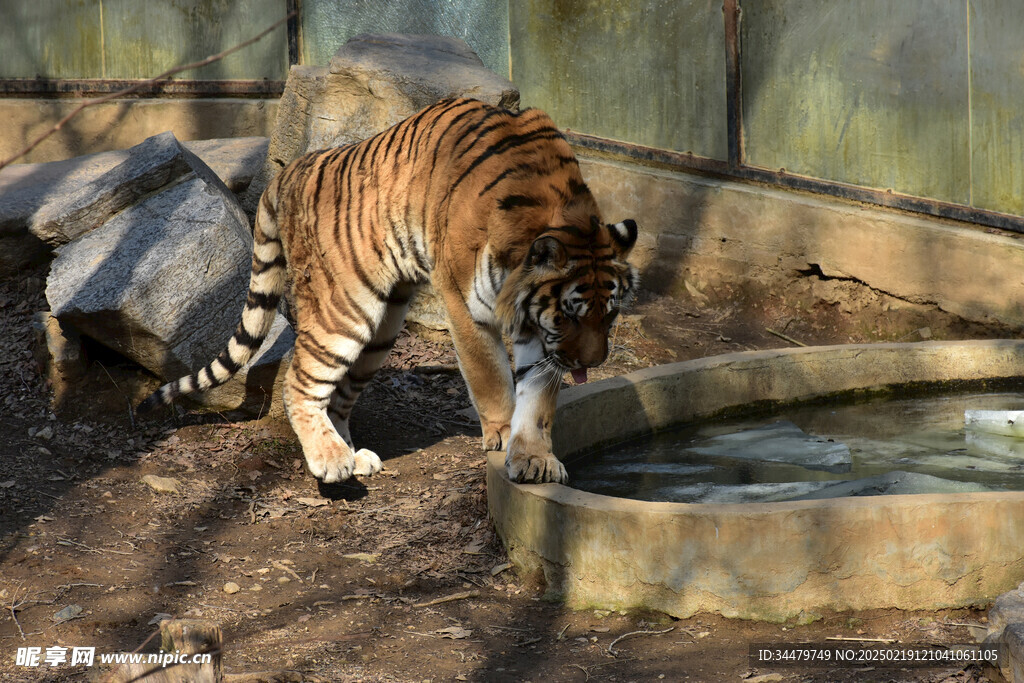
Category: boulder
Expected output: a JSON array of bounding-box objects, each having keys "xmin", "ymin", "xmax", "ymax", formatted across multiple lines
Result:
[
  {"xmin": 981, "ymin": 586, "xmax": 1024, "ymax": 682},
  {"xmin": 0, "ymin": 136, "xmax": 267, "ymax": 275},
  {"xmin": 30, "ymin": 131, "xmax": 238, "ymax": 248},
  {"xmin": 45, "ymin": 148, "xmax": 291, "ymax": 415},
  {"xmin": 242, "ymin": 33, "xmax": 520, "ymax": 332},
  {"xmin": 31, "ymin": 311, "xmax": 86, "ymax": 405}
]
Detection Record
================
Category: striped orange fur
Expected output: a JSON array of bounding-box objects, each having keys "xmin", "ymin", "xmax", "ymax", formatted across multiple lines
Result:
[{"xmin": 140, "ymin": 98, "xmax": 639, "ymax": 484}]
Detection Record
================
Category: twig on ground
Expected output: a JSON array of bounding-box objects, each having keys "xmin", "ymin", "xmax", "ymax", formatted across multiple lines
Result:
[
  {"xmin": 199, "ymin": 603, "xmax": 243, "ymax": 613},
  {"xmin": 55, "ymin": 536, "xmax": 133, "ymax": 555},
  {"xmin": 606, "ymin": 627, "xmax": 675, "ymax": 657},
  {"xmin": 271, "ymin": 560, "xmax": 304, "ymax": 583},
  {"xmin": 765, "ymin": 327, "xmax": 808, "ymax": 347},
  {"xmin": 6, "ymin": 582, "xmax": 27, "ymax": 640},
  {"xmin": 514, "ymin": 636, "xmax": 543, "ymax": 647},
  {"xmin": 825, "ymin": 635, "xmax": 898, "ymax": 643},
  {"xmin": 412, "ymin": 590, "xmax": 479, "ymax": 608}
]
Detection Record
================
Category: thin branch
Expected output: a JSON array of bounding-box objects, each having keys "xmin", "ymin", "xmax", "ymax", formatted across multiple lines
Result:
[
  {"xmin": 412, "ymin": 590, "xmax": 479, "ymax": 608},
  {"xmin": 606, "ymin": 627, "xmax": 675, "ymax": 657},
  {"xmin": 0, "ymin": 11, "xmax": 295, "ymax": 171}
]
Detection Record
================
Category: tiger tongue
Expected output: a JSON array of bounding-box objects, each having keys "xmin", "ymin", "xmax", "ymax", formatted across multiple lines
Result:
[{"xmin": 570, "ymin": 368, "xmax": 588, "ymax": 384}]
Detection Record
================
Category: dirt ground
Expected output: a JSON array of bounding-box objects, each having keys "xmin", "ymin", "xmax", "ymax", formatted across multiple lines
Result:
[{"xmin": 0, "ymin": 261, "xmax": 1017, "ymax": 682}]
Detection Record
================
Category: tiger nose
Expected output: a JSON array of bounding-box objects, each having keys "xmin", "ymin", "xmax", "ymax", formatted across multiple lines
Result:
[{"xmin": 577, "ymin": 333, "xmax": 608, "ymax": 367}]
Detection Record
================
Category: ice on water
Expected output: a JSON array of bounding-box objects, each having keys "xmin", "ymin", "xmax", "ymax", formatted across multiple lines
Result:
[
  {"xmin": 683, "ymin": 420, "xmax": 852, "ymax": 472},
  {"xmin": 568, "ymin": 392, "xmax": 1024, "ymax": 504},
  {"xmin": 789, "ymin": 470, "xmax": 994, "ymax": 501}
]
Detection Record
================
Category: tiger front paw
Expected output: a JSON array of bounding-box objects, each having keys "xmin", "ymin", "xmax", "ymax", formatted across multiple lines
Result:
[
  {"xmin": 304, "ymin": 435, "xmax": 365, "ymax": 483},
  {"xmin": 481, "ymin": 420, "xmax": 511, "ymax": 451},
  {"xmin": 352, "ymin": 448, "xmax": 383, "ymax": 477},
  {"xmin": 505, "ymin": 445, "xmax": 567, "ymax": 484}
]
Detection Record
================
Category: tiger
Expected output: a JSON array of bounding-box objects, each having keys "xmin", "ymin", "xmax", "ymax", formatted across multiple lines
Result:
[{"xmin": 139, "ymin": 97, "xmax": 639, "ymax": 485}]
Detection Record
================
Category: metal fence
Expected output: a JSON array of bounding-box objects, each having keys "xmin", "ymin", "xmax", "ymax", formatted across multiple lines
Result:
[{"xmin": 1, "ymin": 0, "xmax": 1021, "ymax": 228}]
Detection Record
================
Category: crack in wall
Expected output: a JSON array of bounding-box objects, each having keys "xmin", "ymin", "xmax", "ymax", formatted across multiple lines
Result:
[{"xmin": 796, "ymin": 262, "xmax": 941, "ymax": 310}]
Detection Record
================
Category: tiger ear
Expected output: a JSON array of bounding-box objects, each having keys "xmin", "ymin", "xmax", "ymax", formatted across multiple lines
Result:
[
  {"xmin": 524, "ymin": 235, "xmax": 566, "ymax": 269},
  {"xmin": 607, "ymin": 219, "xmax": 638, "ymax": 256}
]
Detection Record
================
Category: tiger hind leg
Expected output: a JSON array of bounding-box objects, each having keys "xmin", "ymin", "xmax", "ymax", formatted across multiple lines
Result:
[
  {"xmin": 326, "ymin": 286, "xmax": 415, "ymax": 475},
  {"xmin": 284, "ymin": 330, "xmax": 379, "ymax": 484}
]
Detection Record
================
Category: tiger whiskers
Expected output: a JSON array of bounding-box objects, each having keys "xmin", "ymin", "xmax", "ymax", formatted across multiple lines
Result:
[{"xmin": 535, "ymin": 354, "xmax": 568, "ymax": 391}]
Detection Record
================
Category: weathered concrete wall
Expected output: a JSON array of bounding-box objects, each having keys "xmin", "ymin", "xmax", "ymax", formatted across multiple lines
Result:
[
  {"xmin": 0, "ymin": 99, "xmax": 277, "ymax": 164},
  {"xmin": 580, "ymin": 153, "xmax": 1024, "ymax": 328},
  {"xmin": 7, "ymin": 89, "xmax": 1024, "ymax": 335},
  {"xmin": 488, "ymin": 340, "xmax": 1024, "ymax": 621}
]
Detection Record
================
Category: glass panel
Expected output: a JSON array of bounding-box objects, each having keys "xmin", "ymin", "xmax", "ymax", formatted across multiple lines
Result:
[
  {"xmin": 100, "ymin": 0, "xmax": 288, "ymax": 80},
  {"xmin": 510, "ymin": 0, "xmax": 727, "ymax": 160},
  {"xmin": 742, "ymin": 0, "xmax": 970, "ymax": 204},
  {"xmin": 301, "ymin": 0, "xmax": 509, "ymax": 77},
  {"xmin": 969, "ymin": 0, "xmax": 1024, "ymax": 216},
  {"xmin": 0, "ymin": 0, "xmax": 103, "ymax": 78}
]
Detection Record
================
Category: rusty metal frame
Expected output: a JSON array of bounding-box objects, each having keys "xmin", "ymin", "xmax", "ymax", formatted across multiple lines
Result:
[
  {"xmin": 723, "ymin": 0, "xmax": 744, "ymax": 169},
  {"xmin": 567, "ymin": 0, "xmax": 1024, "ymax": 235},
  {"xmin": 567, "ymin": 131, "xmax": 1024, "ymax": 234},
  {"xmin": 287, "ymin": 0, "xmax": 302, "ymax": 66},
  {"xmin": 0, "ymin": 78, "xmax": 285, "ymax": 98}
]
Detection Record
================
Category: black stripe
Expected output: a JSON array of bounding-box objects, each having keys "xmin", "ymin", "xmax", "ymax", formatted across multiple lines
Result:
[
  {"xmin": 396, "ymin": 113, "xmax": 417, "ymax": 161},
  {"xmin": 568, "ymin": 178, "xmax": 590, "ymax": 196},
  {"xmin": 234, "ymin": 325, "xmax": 264, "ymax": 350},
  {"xmin": 335, "ymin": 275, "xmax": 381, "ymax": 332},
  {"xmin": 295, "ymin": 364, "xmax": 339, "ymax": 388},
  {"xmin": 450, "ymin": 109, "xmax": 507, "ymax": 153},
  {"xmin": 380, "ymin": 123, "xmax": 401, "ymax": 164},
  {"xmin": 449, "ymin": 127, "xmax": 564, "ymax": 198},
  {"xmin": 201, "ymin": 362, "xmax": 228, "ymax": 388},
  {"xmin": 479, "ymin": 161, "xmax": 540, "ymax": 196},
  {"xmin": 309, "ymin": 151, "xmax": 333, "ymax": 224},
  {"xmin": 347, "ymin": 370, "xmax": 376, "ymax": 385},
  {"xmin": 473, "ymin": 279, "xmax": 494, "ymax": 311},
  {"xmin": 549, "ymin": 182, "xmax": 570, "ymax": 201},
  {"xmin": 498, "ymin": 194, "xmax": 543, "ymax": 211},
  {"xmin": 548, "ymin": 224, "xmax": 590, "ymax": 240},
  {"xmin": 299, "ymin": 335, "xmax": 354, "ymax": 368},
  {"xmin": 246, "ymin": 290, "xmax": 279, "ymax": 310},
  {"xmin": 431, "ymin": 101, "xmax": 486, "ymax": 169},
  {"xmin": 217, "ymin": 351, "xmax": 242, "ymax": 375},
  {"xmin": 252, "ymin": 254, "xmax": 287, "ymax": 275},
  {"xmin": 486, "ymin": 258, "xmax": 501, "ymax": 294},
  {"xmin": 363, "ymin": 336, "xmax": 398, "ymax": 354},
  {"xmin": 329, "ymin": 150, "xmax": 348, "ymax": 245},
  {"xmin": 514, "ymin": 364, "xmax": 535, "ymax": 383},
  {"xmin": 259, "ymin": 191, "xmax": 278, "ymax": 222}
]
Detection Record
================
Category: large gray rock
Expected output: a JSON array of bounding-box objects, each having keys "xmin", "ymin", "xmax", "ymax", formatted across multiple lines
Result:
[
  {"xmin": 45, "ymin": 156, "xmax": 292, "ymax": 415},
  {"xmin": 243, "ymin": 33, "xmax": 519, "ymax": 332},
  {"xmin": 30, "ymin": 132, "xmax": 237, "ymax": 247},
  {"xmin": 0, "ymin": 136, "xmax": 267, "ymax": 274},
  {"xmin": 46, "ymin": 175, "xmax": 250, "ymax": 377},
  {"xmin": 981, "ymin": 585, "xmax": 1024, "ymax": 682}
]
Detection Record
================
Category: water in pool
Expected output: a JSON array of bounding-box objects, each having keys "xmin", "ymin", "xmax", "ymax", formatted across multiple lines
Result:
[{"xmin": 565, "ymin": 392, "xmax": 1024, "ymax": 504}]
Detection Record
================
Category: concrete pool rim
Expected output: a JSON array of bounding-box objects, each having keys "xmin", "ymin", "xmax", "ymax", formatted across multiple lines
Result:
[{"xmin": 486, "ymin": 339, "xmax": 1024, "ymax": 621}]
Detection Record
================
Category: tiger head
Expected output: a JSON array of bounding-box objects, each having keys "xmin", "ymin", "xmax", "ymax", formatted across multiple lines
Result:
[{"xmin": 497, "ymin": 216, "xmax": 639, "ymax": 382}]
